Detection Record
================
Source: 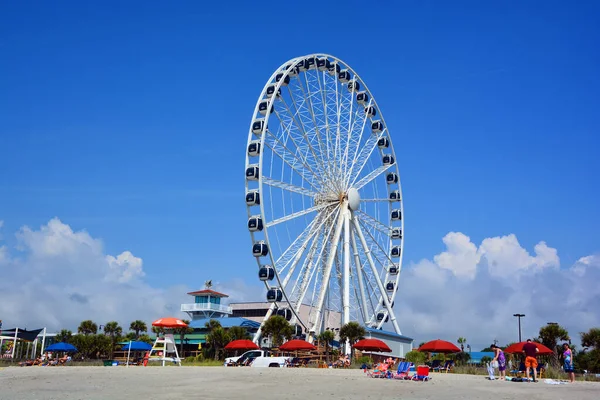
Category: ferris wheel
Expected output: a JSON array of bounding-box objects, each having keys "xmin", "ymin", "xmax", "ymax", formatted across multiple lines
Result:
[{"xmin": 245, "ymin": 54, "xmax": 404, "ymax": 344}]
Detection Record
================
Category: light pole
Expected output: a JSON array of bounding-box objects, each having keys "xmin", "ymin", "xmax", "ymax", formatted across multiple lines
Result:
[{"xmin": 513, "ymin": 314, "xmax": 525, "ymax": 342}]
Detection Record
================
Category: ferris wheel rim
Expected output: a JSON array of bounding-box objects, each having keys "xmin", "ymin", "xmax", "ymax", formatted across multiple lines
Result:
[{"xmin": 245, "ymin": 53, "xmax": 405, "ymax": 336}]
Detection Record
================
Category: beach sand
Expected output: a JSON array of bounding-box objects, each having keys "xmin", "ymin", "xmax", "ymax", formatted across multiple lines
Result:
[{"xmin": 1, "ymin": 366, "xmax": 598, "ymax": 400}]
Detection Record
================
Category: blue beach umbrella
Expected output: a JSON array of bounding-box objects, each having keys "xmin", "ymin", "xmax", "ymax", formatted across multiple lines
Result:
[
  {"xmin": 45, "ymin": 342, "xmax": 78, "ymax": 352},
  {"xmin": 121, "ymin": 341, "xmax": 152, "ymax": 351}
]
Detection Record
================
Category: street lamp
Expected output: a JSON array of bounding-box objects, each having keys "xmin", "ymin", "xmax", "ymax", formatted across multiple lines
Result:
[{"xmin": 513, "ymin": 314, "xmax": 525, "ymax": 342}]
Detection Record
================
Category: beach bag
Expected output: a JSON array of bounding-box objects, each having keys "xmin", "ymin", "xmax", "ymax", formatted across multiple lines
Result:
[{"xmin": 491, "ymin": 360, "xmax": 499, "ymax": 368}]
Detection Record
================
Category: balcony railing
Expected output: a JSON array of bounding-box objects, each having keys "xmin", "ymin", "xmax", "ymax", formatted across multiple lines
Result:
[{"xmin": 181, "ymin": 303, "xmax": 232, "ymax": 314}]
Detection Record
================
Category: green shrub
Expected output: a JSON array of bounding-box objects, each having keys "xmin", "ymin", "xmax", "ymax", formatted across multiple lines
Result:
[{"xmin": 405, "ymin": 350, "xmax": 426, "ymax": 365}]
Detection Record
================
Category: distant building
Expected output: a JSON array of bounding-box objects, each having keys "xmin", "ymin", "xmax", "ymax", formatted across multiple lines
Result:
[{"xmin": 181, "ymin": 289, "xmax": 232, "ymax": 320}]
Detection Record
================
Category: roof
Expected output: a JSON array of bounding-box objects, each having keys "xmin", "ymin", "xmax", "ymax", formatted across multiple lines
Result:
[
  {"xmin": 187, "ymin": 289, "xmax": 229, "ymax": 298},
  {"xmin": 365, "ymin": 327, "xmax": 414, "ymax": 342},
  {"xmin": 188, "ymin": 317, "xmax": 260, "ymax": 330}
]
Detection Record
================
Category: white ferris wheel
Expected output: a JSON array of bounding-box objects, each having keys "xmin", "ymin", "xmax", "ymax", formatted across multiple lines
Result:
[{"xmin": 245, "ymin": 54, "xmax": 404, "ymax": 344}]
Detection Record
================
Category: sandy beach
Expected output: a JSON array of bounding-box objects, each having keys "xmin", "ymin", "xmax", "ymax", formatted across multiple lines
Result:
[{"xmin": 1, "ymin": 366, "xmax": 598, "ymax": 400}]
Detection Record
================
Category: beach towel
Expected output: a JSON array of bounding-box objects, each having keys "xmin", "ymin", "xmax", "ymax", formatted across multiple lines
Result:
[{"xmin": 487, "ymin": 362, "xmax": 496, "ymax": 380}]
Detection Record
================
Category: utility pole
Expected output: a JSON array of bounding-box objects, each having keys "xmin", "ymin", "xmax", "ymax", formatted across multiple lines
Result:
[{"xmin": 513, "ymin": 314, "xmax": 525, "ymax": 342}]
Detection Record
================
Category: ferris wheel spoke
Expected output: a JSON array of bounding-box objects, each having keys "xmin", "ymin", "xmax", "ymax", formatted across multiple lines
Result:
[
  {"xmin": 308, "ymin": 209, "xmax": 345, "ymax": 338},
  {"xmin": 351, "ymin": 230, "xmax": 369, "ymax": 324},
  {"xmin": 352, "ymin": 215, "xmax": 402, "ymax": 334},
  {"xmin": 347, "ymin": 128, "xmax": 387, "ymax": 187},
  {"xmin": 262, "ymin": 176, "xmax": 316, "ymax": 198},
  {"xmin": 264, "ymin": 130, "xmax": 322, "ymax": 191},
  {"xmin": 343, "ymin": 101, "xmax": 372, "ymax": 188},
  {"xmin": 275, "ymin": 206, "xmax": 338, "ymax": 273},
  {"xmin": 357, "ymin": 216, "xmax": 398, "ymax": 270},
  {"xmin": 314, "ymin": 69, "xmax": 335, "ymax": 179},
  {"xmin": 266, "ymin": 203, "xmax": 333, "ymax": 228},
  {"xmin": 355, "ymin": 210, "xmax": 392, "ymax": 237},
  {"xmin": 353, "ymin": 164, "xmax": 393, "ymax": 190},
  {"xmin": 297, "ymin": 71, "xmax": 334, "ymax": 179},
  {"xmin": 280, "ymin": 85, "xmax": 336, "ymax": 192},
  {"xmin": 271, "ymin": 108, "xmax": 330, "ymax": 190},
  {"xmin": 361, "ymin": 198, "xmax": 391, "ymax": 202}
]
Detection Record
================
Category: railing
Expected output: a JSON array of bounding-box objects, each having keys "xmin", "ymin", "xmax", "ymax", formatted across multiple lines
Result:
[{"xmin": 180, "ymin": 303, "xmax": 232, "ymax": 314}]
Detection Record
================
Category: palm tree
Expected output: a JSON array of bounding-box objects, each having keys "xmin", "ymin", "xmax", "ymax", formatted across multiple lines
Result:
[
  {"xmin": 104, "ymin": 321, "xmax": 123, "ymax": 359},
  {"xmin": 457, "ymin": 337, "xmax": 467, "ymax": 352},
  {"xmin": 318, "ymin": 330, "xmax": 335, "ymax": 364},
  {"xmin": 339, "ymin": 322, "xmax": 366, "ymax": 361},
  {"xmin": 261, "ymin": 315, "xmax": 294, "ymax": 348},
  {"xmin": 176, "ymin": 319, "xmax": 194, "ymax": 358},
  {"xmin": 228, "ymin": 326, "xmax": 250, "ymax": 341},
  {"xmin": 77, "ymin": 320, "xmax": 98, "ymax": 335},
  {"xmin": 129, "ymin": 320, "xmax": 147, "ymax": 339},
  {"xmin": 204, "ymin": 319, "xmax": 222, "ymax": 331},
  {"xmin": 55, "ymin": 329, "xmax": 73, "ymax": 343},
  {"xmin": 206, "ymin": 327, "xmax": 230, "ymax": 360},
  {"xmin": 151, "ymin": 326, "xmax": 165, "ymax": 336}
]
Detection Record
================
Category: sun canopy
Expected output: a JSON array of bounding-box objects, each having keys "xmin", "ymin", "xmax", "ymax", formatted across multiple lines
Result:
[
  {"xmin": 353, "ymin": 338, "xmax": 392, "ymax": 352},
  {"xmin": 503, "ymin": 341, "xmax": 554, "ymax": 355},
  {"xmin": 418, "ymin": 339, "xmax": 461, "ymax": 353},
  {"xmin": 279, "ymin": 340, "xmax": 316, "ymax": 351},
  {"xmin": 121, "ymin": 341, "xmax": 152, "ymax": 351},
  {"xmin": 152, "ymin": 317, "xmax": 188, "ymax": 328},
  {"xmin": 45, "ymin": 342, "xmax": 78, "ymax": 352},
  {"xmin": 225, "ymin": 339, "xmax": 259, "ymax": 351}
]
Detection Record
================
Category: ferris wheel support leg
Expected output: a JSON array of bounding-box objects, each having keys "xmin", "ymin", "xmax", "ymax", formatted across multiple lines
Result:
[
  {"xmin": 342, "ymin": 208, "xmax": 351, "ymax": 355},
  {"xmin": 308, "ymin": 208, "xmax": 345, "ymax": 342},
  {"xmin": 352, "ymin": 216, "xmax": 402, "ymax": 335},
  {"xmin": 350, "ymin": 229, "xmax": 369, "ymax": 324}
]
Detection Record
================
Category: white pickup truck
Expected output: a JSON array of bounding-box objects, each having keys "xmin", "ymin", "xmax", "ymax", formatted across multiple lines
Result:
[{"xmin": 224, "ymin": 350, "xmax": 291, "ymax": 368}]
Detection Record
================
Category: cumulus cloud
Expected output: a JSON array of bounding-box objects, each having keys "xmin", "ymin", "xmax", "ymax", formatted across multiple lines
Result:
[
  {"xmin": 0, "ymin": 218, "xmax": 265, "ymax": 333},
  {"xmin": 0, "ymin": 218, "xmax": 191, "ymax": 332},
  {"xmin": 396, "ymin": 233, "xmax": 600, "ymax": 350},
  {"xmin": 2, "ymin": 217, "xmax": 597, "ymax": 351}
]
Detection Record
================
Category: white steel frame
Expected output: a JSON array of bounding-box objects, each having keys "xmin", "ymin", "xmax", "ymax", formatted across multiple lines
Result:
[{"xmin": 245, "ymin": 54, "xmax": 405, "ymax": 351}]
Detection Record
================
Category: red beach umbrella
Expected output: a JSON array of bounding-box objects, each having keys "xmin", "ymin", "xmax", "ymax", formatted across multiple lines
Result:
[
  {"xmin": 279, "ymin": 339, "xmax": 316, "ymax": 351},
  {"xmin": 418, "ymin": 339, "xmax": 461, "ymax": 353},
  {"xmin": 225, "ymin": 339, "xmax": 260, "ymax": 351},
  {"xmin": 353, "ymin": 338, "xmax": 392, "ymax": 352},
  {"xmin": 152, "ymin": 317, "xmax": 188, "ymax": 329},
  {"xmin": 503, "ymin": 341, "xmax": 554, "ymax": 355}
]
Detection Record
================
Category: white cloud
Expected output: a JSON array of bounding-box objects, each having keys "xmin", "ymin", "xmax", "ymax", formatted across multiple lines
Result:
[
  {"xmin": 0, "ymin": 218, "xmax": 191, "ymax": 332},
  {"xmin": 396, "ymin": 234, "xmax": 599, "ymax": 350},
  {"xmin": 2, "ymin": 217, "xmax": 597, "ymax": 351},
  {"xmin": 106, "ymin": 251, "xmax": 144, "ymax": 283}
]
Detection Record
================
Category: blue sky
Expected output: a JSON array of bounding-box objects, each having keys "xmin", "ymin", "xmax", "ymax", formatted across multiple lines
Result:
[{"xmin": 1, "ymin": 1, "xmax": 599, "ymax": 344}]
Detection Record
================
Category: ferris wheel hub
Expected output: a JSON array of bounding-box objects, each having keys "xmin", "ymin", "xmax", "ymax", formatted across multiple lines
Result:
[{"xmin": 347, "ymin": 188, "xmax": 360, "ymax": 211}]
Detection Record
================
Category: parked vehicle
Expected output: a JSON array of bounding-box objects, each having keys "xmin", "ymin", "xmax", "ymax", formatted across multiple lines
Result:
[{"xmin": 224, "ymin": 350, "xmax": 290, "ymax": 368}]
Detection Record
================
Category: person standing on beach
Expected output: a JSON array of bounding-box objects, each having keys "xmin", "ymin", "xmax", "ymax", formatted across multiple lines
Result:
[
  {"xmin": 562, "ymin": 343, "xmax": 575, "ymax": 383},
  {"xmin": 491, "ymin": 344, "xmax": 507, "ymax": 380},
  {"xmin": 522, "ymin": 339, "xmax": 539, "ymax": 382}
]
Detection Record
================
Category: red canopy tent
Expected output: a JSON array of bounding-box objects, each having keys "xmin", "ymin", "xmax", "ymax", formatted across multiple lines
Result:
[
  {"xmin": 353, "ymin": 338, "xmax": 392, "ymax": 353},
  {"xmin": 503, "ymin": 341, "xmax": 554, "ymax": 355},
  {"xmin": 418, "ymin": 339, "xmax": 461, "ymax": 353},
  {"xmin": 279, "ymin": 340, "xmax": 316, "ymax": 351},
  {"xmin": 225, "ymin": 339, "xmax": 259, "ymax": 351}
]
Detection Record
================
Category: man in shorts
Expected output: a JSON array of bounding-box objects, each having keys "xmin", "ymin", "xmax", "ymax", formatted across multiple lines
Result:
[{"xmin": 522, "ymin": 339, "xmax": 539, "ymax": 382}]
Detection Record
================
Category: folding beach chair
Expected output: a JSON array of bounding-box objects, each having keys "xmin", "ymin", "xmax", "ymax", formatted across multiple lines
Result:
[{"xmin": 391, "ymin": 362, "xmax": 411, "ymax": 379}]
